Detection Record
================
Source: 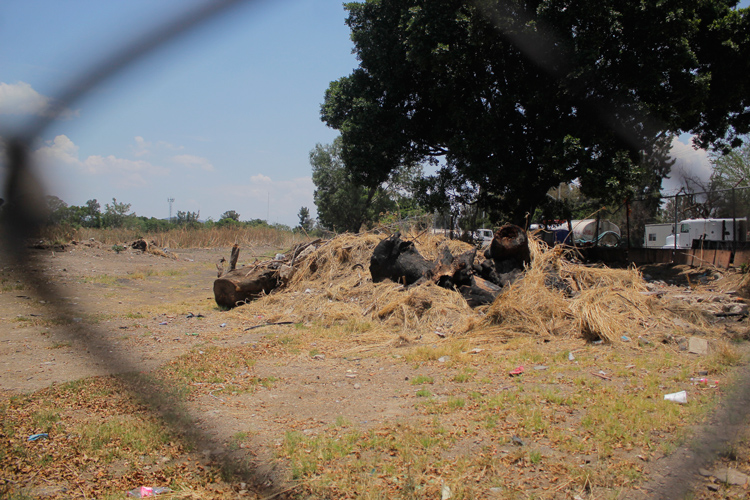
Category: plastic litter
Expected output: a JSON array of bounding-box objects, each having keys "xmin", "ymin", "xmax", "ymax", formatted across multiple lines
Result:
[
  {"xmin": 27, "ymin": 433, "xmax": 49, "ymax": 441},
  {"xmin": 509, "ymin": 366, "xmax": 524, "ymax": 376},
  {"xmin": 127, "ymin": 486, "xmax": 171, "ymax": 497},
  {"xmin": 568, "ymin": 352, "xmax": 575, "ymax": 361},
  {"xmin": 159, "ymin": 321, "xmax": 167, "ymax": 325},
  {"xmin": 220, "ymin": 323, "xmax": 227, "ymax": 327},
  {"xmin": 664, "ymin": 391, "xmax": 687, "ymax": 403},
  {"xmin": 621, "ymin": 335, "xmax": 631, "ymax": 342}
]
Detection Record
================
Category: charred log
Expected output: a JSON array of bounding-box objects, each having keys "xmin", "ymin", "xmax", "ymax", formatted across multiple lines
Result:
[
  {"xmin": 459, "ymin": 276, "xmax": 502, "ymax": 307},
  {"xmin": 370, "ymin": 233, "xmax": 435, "ymax": 285}
]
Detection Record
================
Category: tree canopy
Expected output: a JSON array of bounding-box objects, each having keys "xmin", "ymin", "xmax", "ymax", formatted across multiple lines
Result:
[
  {"xmin": 311, "ymin": 136, "xmax": 423, "ymax": 232},
  {"xmin": 322, "ymin": 0, "xmax": 750, "ymax": 224}
]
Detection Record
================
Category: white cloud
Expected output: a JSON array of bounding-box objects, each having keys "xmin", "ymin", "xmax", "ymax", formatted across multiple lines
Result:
[
  {"xmin": 0, "ymin": 81, "xmax": 78, "ymax": 119},
  {"xmin": 250, "ymin": 173, "xmax": 272, "ymax": 183},
  {"xmin": 34, "ymin": 134, "xmax": 168, "ymax": 187},
  {"xmin": 132, "ymin": 136, "xmax": 150, "ymax": 157},
  {"xmin": 172, "ymin": 154, "xmax": 214, "ymax": 172}
]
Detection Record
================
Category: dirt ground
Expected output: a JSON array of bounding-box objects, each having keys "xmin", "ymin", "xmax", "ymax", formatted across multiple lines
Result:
[{"xmin": 2, "ymin": 242, "xmax": 750, "ymax": 499}]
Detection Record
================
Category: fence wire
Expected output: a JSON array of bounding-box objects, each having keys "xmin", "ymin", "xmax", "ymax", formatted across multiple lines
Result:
[{"xmin": 2, "ymin": 2, "xmax": 749, "ymax": 499}]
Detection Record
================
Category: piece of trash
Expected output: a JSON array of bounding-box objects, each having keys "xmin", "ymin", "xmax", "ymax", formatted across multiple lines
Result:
[
  {"xmin": 621, "ymin": 335, "xmax": 631, "ymax": 342},
  {"xmin": 158, "ymin": 321, "xmax": 167, "ymax": 325},
  {"xmin": 304, "ymin": 288, "xmax": 312, "ymax": 294},
  {"xmin": 568, "ymin": 352, "xmax": 575, "ymax": 361},
  {"xmin": 220, "ymin": 323, "xmax": 227, "ymax": 328},
  {"xmin": 509, "ymin": 366, "xmax": 524, "ymax": 376},
  {"xmin": 185, "ymin": 332, "xmax": 199, "ymax": 336},
  {"xmin": 688, "ymin": 337, "xmax": 709, "ymax": 355},
  {"xmin": 592, "ymin": 339, "xmax": 603, "ymax": 345},
  {"xmin": 468, "ymin": 348, "xmax": 483, "ymax": 354},
  {"xmin": 511, "ymin": 435, "xmax": 525, "ymax": 446},
  {"xmin": 435, "ymin": 331, "xmax": 446, "ymax": 338},
  {"xmin": 127, "ymin": 486, "xmax": 171, "ymax": 497},
  {"xmin": 438, "ymin": 356, "xmax": 450, "ymax": 363},
  {"xmin": 312, "ymin": 354, "xmax": 325, "ymax": 360},
  {"xmin": 533, "ymin": 365, "xmax": 548, "ymax": 370},
  {"xmin": 274, "ymin": 253, "xmax": 285, "ymax": 260},
  {"xmin": 27, "ymin": 433, "xmax": 49, "ymax": 441},
  {"xmin": 441, "ymin": 484, "xmax": 452, "ymax": 500},
  {"xmin": 664, "ymin": 391, "xmax": 687, "ymax": 403}
]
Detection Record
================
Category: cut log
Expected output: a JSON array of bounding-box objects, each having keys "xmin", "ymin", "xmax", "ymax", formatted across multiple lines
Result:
[
  {"xmin": 370, "ymin": 233, "xmax": 435, "ymax": 285},
  {"xmin": 213, "ymin": 264, "xmax": 281, "ymax": 309}
]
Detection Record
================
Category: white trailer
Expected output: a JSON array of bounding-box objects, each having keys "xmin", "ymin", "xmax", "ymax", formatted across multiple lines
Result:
[
  {"xmin": 660, "ymin": 218, "xmax": 747, "ymax": 249},
  {"xmin": 644, "ymin": 223, "xmax": 675, "ymax": 248}
]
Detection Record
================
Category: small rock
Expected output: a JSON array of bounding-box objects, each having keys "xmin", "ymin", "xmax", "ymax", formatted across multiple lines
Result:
[
  {"xmin": 707, "ymin": 484, "xmax": 719, "ymax": 492},
  {"xmin": 353, "ymin": 383, "xmax": 361, "ymax": 389},
  {"xmin": 438, "ymin": 356, "xmax": 450, "ymax": 363},
  {"xmin": 712, "ymin": 467, "xmax": 749, "ymax": 486},
  {"xmin": 313, "ymin": 354, "xmax": 325, "ymax": 360},
  {"xmin": 533, "ymin": 365, "xmax": 548, "ymax": 370}
]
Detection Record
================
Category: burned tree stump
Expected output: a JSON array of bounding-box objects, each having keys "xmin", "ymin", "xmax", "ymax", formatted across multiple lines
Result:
[
  {"xmin": 370, "ymin": 233, "xmax": 435, "ymax": 285},
  {"xmin": 484, "ymin": 224, "xmax": 531, "ymax": 264}
]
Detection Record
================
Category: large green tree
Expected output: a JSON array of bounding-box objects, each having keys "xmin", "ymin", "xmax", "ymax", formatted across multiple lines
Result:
[{"xmin": 322, "ymin": 0, "xmax": 750, "ymax": 224}]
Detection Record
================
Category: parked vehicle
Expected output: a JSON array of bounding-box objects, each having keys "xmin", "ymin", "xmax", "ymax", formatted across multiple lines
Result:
[{"xmin": 473, "ymin": 228, "xmax": 494, "ymax": 244}]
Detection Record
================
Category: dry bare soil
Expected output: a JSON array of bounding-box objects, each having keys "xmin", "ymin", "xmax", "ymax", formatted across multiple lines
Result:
[{"xmin": 2, "ymin": 239, "xmax": 750, "ymax": 499}]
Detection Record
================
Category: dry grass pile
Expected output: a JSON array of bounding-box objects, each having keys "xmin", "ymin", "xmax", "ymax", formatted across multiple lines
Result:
[
  {"xmin": 228, "ymin": 232, "xmax": 478, "ymax": 347},
  {"xmin": 228, "ymin": 231, "xmax": 712, "ymax": 346},
  {"xmin": 481, "ymin": 238, "xmax": 698, "ymax": 342}
]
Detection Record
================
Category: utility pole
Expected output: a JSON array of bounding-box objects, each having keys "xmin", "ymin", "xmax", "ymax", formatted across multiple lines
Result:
[{"xmin": 168, "ymin": 198, "xmax": 175, "ymax": 222}]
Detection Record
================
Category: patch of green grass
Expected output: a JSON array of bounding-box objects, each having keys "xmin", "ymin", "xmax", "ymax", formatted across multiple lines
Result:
[
  {"xmin": 410, "ymin": 375, "xmax": 434, "ymax": 385},
  {"xmin": 76, "ymin": 416, "xmax": 171, "ymax": 462},
  {"xmin": 415, "ymin": 389, "xmax": 432, "ymax": 398}
]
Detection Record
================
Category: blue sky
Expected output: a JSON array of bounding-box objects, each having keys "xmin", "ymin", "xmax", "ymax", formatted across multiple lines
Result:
[
  {"xmin": 0, "ymin": 1, "xmax": 747, "ymax": 225},
  {"xmin": 1, "ymin": 0, "xmax": 358, "ymax": 225}
]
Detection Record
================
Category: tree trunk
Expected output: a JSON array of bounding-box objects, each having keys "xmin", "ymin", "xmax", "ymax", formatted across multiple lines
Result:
[{"xmin": 213, "ymin": 264, "xmax": 281, "ymax": 309}]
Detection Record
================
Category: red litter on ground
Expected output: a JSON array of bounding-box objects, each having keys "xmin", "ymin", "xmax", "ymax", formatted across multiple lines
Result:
[{"xmin": 509, "ymin": 366, "xmax": 524, "ymax": 376}]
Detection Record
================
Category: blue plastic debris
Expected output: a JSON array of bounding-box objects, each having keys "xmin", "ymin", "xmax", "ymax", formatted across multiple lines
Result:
[{"xmin": 28, "ymin": 433, "xmax": 49, "ymax": 441}]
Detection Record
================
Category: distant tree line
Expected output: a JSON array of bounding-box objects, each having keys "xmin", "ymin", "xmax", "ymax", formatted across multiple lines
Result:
[{"xmin": 36, "ymin": 196, "xmax": 295, "ymax": 233}]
